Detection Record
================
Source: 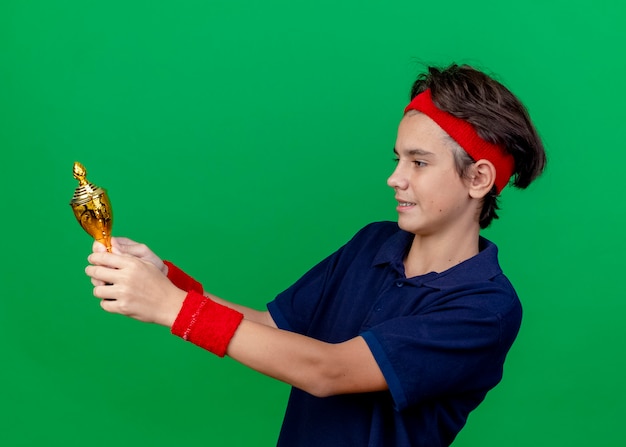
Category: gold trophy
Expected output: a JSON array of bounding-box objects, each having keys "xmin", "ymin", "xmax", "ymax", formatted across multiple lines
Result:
[{"xmin": 70, "ymin": 162, "xmax": 113, "ymax": 252}]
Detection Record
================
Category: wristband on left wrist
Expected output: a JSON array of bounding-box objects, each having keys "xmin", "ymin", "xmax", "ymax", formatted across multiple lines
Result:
[{"xmin": 171, "ymin": 290, "xmax": 244, "ymax": 357}]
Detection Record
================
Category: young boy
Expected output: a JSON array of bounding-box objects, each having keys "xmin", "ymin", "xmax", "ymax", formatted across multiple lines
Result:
[{"xmin": 86, "ymin": 63, "xmax": 546, "ymax": 446}]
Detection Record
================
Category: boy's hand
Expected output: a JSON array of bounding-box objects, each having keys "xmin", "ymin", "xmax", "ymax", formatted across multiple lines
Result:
[
  {"xmin": 92, "ymin": 237, "xmax": 167, "ymax": 275},
  {"xmin": 85, "ymin": 250, "xmax": 186, "ymax": 327}
]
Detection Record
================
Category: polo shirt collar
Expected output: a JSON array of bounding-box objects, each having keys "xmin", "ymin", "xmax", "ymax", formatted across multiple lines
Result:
[{"xmin": 372, "ymin": 227, "xmax": 503, "ymax": 286}]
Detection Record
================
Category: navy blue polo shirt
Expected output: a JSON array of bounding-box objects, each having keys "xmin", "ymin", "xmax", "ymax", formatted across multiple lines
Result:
[{"xmin": 267, "ymin": 221, "xmax": 522, "ymax": 447}]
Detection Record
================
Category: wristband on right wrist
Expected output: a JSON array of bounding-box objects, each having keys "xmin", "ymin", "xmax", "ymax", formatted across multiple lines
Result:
[{"xmin": 163, "ymin": 260, "xmax": 204, "ymax": 294}]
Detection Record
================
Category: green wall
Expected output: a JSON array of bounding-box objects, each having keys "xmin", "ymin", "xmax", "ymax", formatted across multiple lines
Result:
[{"xmin": 1, "ymin": 0, "xmax": 624, "ymax": 445}]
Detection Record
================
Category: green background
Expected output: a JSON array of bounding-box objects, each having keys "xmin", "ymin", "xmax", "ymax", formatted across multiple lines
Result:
[{"xmin": 1, "ymin": 0, "xmax": 624, "ymax": 445}]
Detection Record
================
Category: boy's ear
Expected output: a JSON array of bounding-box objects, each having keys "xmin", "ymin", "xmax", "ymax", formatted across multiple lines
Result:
[{"xmin": 468, "ymin": 159, "xmax": 496, "ymax": 199}]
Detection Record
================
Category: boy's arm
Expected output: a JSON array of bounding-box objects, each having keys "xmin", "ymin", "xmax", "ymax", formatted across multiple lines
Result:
[
  {"xmin": 86, "ymin": 249, "xmax": 387, "ymax": 397},
  {"xmin": 174, "ymin": 289, "xmax": 387, "ymax": 397},
  {"xmin": 207, "ymin": 293, "xmax": 278, "ymax": 328},
  {"xmin": 226, "ymin": 319, "xmax": 387, "ymax": 397}
]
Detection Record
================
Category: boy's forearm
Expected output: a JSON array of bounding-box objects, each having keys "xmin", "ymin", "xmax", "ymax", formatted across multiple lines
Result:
[
  {"xmin": 225, "ymin": 320, "xmax": 387, "ymax": 398},
  {"xmin": 204, "ymin": 293, "xmax": 277, "ymax": 327}
]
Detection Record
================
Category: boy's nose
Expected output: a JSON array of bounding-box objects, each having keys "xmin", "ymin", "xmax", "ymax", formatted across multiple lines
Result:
[{"xmin": 387, "ymin": 168, "xmax": 408, "ymax": 190}]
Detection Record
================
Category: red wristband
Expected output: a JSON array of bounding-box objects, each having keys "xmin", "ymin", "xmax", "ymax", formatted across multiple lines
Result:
[
  {"xmin": 171, "ymin": 290, "xmax": 244, "ymax": 357},
  {"xmin": 163, "ymin": 260, "xmax": 204, "ymax": 294}
]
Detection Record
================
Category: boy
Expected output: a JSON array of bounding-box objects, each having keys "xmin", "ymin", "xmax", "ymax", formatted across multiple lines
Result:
[{"xmin": 86, "ymin": 63, "xmax": 546, "ymax": 446}]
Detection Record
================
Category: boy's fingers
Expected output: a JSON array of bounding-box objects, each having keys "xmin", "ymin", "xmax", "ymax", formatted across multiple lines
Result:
[
  {"xmin": 112, "ymin": 236, "xmax": 135, "ymax": 246},
  {"xmin": 91, "ymin": 277, "xmax": 106, "ymax": 287},
  {"xmin": 85, "ymin": 265, "xmax": 119, "ymax": 285},
  {"xmin": 92, "ymin": 240, "xmax": 108, "ymax": 253},
  {"xmin": 119, "ymin": 242, "xmax": 150, "ymax": 258},
  {"xmin": 87, "ymin": 251, "xmax": 131, "ymax": 269}
]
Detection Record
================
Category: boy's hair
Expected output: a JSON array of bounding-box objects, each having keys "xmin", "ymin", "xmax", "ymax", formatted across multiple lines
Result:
[{"xmin": 410, "ymin": 64, "xmax": 546, "ymax": 228}]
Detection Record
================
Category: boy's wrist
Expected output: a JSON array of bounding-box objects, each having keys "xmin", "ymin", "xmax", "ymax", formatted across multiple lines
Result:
[
  {"xmin": 163, "ymin": 260, "xmax": 204, "ymax": 293},
  {"xmin": 171, "ymin": 290, "xmax": 244, "ymax": 357}
]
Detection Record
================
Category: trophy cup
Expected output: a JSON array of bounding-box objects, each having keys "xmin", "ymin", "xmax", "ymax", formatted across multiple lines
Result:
[{"xmin": 69, "ymin": 162, "xmax": 113, "ymax": 252}]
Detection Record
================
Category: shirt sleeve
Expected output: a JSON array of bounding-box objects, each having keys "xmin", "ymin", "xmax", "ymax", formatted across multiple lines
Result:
[
  {"xmin": 361, "ymin": 286, "xmax": 522, "ymax": 411},
  {"xmin": 267, "ymin": 222, "xmax": 390, "ymax": 336},
  {"xmin": 267, "ymin": 248, "xmax": 343, "ymax": 335}
]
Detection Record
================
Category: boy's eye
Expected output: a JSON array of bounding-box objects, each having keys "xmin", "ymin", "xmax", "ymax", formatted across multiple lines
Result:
[{"xmin": 391, "ymin": 158, "xmax": 427, "ymax": 167}]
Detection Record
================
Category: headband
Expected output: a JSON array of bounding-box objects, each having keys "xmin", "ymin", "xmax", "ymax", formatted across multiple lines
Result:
[{"xmin": 404, "ymin": 89, "xmax": 514, "ymax": 193}]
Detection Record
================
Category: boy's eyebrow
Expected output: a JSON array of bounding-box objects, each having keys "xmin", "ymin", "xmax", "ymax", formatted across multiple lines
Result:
[{"xmin": 393, "ymin": 148, "xmax": 435, "ymax": 157}]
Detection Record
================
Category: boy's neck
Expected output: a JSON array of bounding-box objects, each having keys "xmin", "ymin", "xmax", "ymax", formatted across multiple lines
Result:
[{"xmin": 403, "ymin": 225, "xmax": 481, "ymax": 278}]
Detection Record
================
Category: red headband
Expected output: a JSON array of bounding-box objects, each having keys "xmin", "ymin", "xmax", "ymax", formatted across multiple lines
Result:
[{"xmin": 404, "ymin": 89, "xmax": 514, "ymax": 193}]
